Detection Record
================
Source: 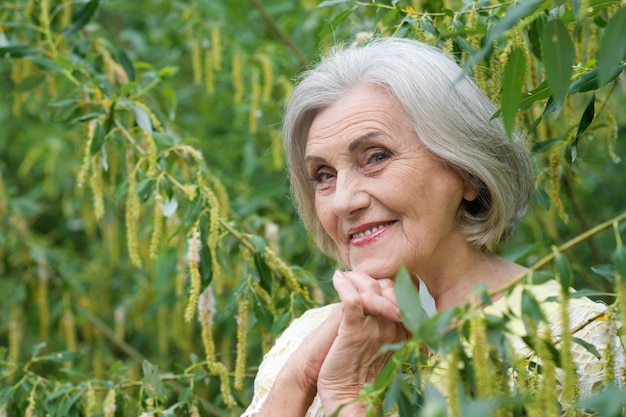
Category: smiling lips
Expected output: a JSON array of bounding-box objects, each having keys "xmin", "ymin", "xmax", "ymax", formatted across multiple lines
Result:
[{"xmin": 349, "ymin": 221, "xmax": 396, "ymax": 243}]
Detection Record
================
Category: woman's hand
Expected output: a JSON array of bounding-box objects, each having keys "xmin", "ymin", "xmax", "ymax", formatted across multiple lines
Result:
[
  {"xmin": 256, "ymin": 304, "xmax": 343, "ymax": 417},
  {"xmin": 317, "ymin": 271, "xmax": 409, "ymax": 416}
]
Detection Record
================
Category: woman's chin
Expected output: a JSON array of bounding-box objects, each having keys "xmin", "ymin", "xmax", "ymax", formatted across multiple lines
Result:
[{"xmin": 349, "ymin": 261, "xmax": 399, "ymax": 280}]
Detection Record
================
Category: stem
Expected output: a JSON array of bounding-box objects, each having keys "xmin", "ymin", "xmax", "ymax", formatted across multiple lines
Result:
[
  {"xmin": 489, "ymin": 210, "xmax": 626, "ymax": 297},
  {"xmin": 249, "ymin": 0, "xmax": 308, "ymax": 68}
]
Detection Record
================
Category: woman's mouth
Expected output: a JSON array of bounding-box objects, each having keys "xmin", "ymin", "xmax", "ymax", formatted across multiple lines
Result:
[{"xmin": 350, "ymin": 221, "xmax": 396, "ymax": 241}]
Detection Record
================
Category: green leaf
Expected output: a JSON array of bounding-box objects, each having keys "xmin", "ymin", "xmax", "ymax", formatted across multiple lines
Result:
[
  {"xmin": 63, "ymin": 0, "xmax": 100, "ymax": 35},
  {"xmin": 0, "ymin": 386, "xmax": 15, "ymax": 408},
  {"xmin": 133, "ymin": 104, "xmax": 153, "ymax": 134},
  {"xmin": 531, "ymin": 138, "xmax": 560, "ymax": 154},
  {"xmin": 572, "ymin": 92, "xmax": 595, "ymax": 161},
  {"xmin": 521, "ymin": 288, "xmax": 546, "ymax": 323},
  {"xmin": 395, "ymin": 266, "xmax": 428, "ymax": 333},
  {"xmin": 591, "ymin": 264, "xmax": 616, "ymax": 283},
  {"xmin": 39, "ymin": 350, "xmax": 81, "ymax": 362},
  {"xmin": 142, "ymin": 360, "xmax": 167, "ymax": 402},
  {"xmin": 597, "ymin": 7, "xmax": 626, "ymax": 86},
  {"xmin": 518, "ymin": 80, "xmax": 552, "ymax": 111},
  {"xmin": 317, "ymin": 0, "xmax": 352, "ymax": 7},
  {"xmin": 569, "ymin": 65, "xmax": 624, "ymax": 94},
  {"xmin": 89, "ymin": 122, "xmax": 106, "ymax": 155},
  {"xmin": 541, "ymin": 19, "xmax": 575, "ymax": 105},
  {"xmin": 0, "ymin": 44, "xmax": 35, "ymax": 57},
  {"xmin": 117, "ymin": 47, "xmax": 135, "ymax": 82},
  {"xmin": 554, "ymin": 250, "xmax": 572, "ymax": 292},
  {"xmin": 611, "ymin": 246, "xmax": 626, "ymax": 281},
  {"xmin": 578, "ymin": 384, "xmax": 626, "ymax": 417},
  {"xmin": 501, "ymin": 47, "xmax": 526, "ymax": 138}
]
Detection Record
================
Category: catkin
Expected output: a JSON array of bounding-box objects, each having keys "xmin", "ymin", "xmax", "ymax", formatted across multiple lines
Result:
[
  {"xmin": 548, "ymin": 147, "xmax": 569, "ymax": 223},
  {"xmin": 103, "ymin": 388, "xmax": 117, "ymax": 417},
  {"xmin": 602, "ymin": 307, "xmax": 617, "ymax": 385},
  {"xmin": 25, "ymin": 383, "xmax": 37, "ymax": 417},
  {"xmin": 249, "ymin": 68, "xmax": 261, "ymax": 134},
  {"xmin": 536, "ymin": 327, "xmax": 559, "ymax": 417},
  {"xmin": 204, "ymin": 50, "xmax": 215, "ymax": 94},
  {"xmin": 211, "ymin": 26, "xmax": 222, "ymax": 71},
  {"xmin": 198, "ymin": 285, "xmax": 217, "ymax": 362},
  {"xmin": 77, "ymin": 119, "xmax": 96, "ymax": 188},
  {"xmin": 257, "ymin": 53, "xmax": 273, "ymax": 103},
  {"xmin": 125, "ymin": 151, "xmax": 142, "ymax": 268},
  {"xmin": 558, "ymin": 286, "xmax": 579, "ymax": 411},
  {"xmin": 90, "ymin": 152, "xmax": 105, "ymax": 220},
  {"xmin": 470, "ymin": 312, "xmax": 496, "ymax": 398},
  {"xmin": 263, "ymin": 246, "xmax": 310, "ymax": 302},
  {"xmin": 447, "ymin": 345, "xmax": 462, "ymax": 417},
  {"xmin": 149, "ymin": 193, "xmax": 163, "ymax": 259},
  {"xmin": 191, "ymin": 38, "xmax": 203, "ymax": 84},
  {"xmin": 84, "ymin": 382, "xmax": 96, "ymax": 417},
  {"xmin": 232, "ymin": 52, "xmax": 244, "ymax": 105},
  {"xmin": 184, "ymin": 226, "xmax": 202, "ymax": 322},
  {"xmin": 8, "ymin": 302, "xmax": 22, "ymax": 365},
  {"xmin": 36, "ymin": 256, "xmax": 50, "ymax": 342},
  {"xmin": 234, "ymin": 298, "xmax": 249, "ymax": 390}
]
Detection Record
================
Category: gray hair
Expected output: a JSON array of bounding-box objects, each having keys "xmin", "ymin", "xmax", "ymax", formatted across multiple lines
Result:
[{"xmin": 283, "ymin": 37, "xmax": 534, "ymax": 261}]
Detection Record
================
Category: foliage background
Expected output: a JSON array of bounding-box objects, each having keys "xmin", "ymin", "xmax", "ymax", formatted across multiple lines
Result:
[{"xmin": 0, "ymin": 0, "xmax": 625, "ymax": 416}]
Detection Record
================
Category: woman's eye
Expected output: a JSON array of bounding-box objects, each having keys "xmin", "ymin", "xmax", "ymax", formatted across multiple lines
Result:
[
  {"xmin": 310, "ymin": 169, "xmax": 334, "ymax": 184},
  {"xmin": 368, "ymin": 150, "xmax": 391, "ymax": 164}
]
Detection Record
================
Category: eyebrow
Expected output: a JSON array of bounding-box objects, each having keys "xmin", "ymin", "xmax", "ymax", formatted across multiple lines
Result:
[{"xmin": 304, "ymin": 130, "xmax": 386, "ymax": 165}]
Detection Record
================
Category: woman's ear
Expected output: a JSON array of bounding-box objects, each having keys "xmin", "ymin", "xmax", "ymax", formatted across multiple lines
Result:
[{"xmin": 462, "ymin": 177, "xmax": 481, "ymax": 202}]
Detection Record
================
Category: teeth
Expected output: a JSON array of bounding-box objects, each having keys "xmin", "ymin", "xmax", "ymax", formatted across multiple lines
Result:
[{"xmin": 352, "ymin": 224, "xmax": 387, "ymax": 239}]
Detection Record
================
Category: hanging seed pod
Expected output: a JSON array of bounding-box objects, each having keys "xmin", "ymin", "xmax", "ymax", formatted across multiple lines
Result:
[
  {"xmin": 191, "ymin": 38, "xmax": 203, "ymax": 84},
  {"xmin": 77, "ymin": 119, "xmax": 96, "ymax": 189},
  {"xmin": 257, "ymin": 53, "xmax": 273, "ymax": 103},
  {"xmin": 211, "ymin": 26, "xmax": 222, "ymax": 71},
  {"xmin": 248, "ymin": 68, "xmax": 261, "ymax": 134},
  {"xmin": 149, "ymin": 193, "xmax": 163, "ymax": 260},
  {"xmin": 184, "ymin": 225, "xmax": 202, "ymax": 322},
  {"xmin": 125, "ymin": 151, "xmax": 142, "ymax": 268},
  {"xmin": 90, "ymin": 152, "xmax": 105, "ymax": 221},
  {"xmin": 204, "ymin": 50, "xmax": 215, "ymax": 94},
  {"xmin": 102, "ymin": 388, "xmax": 116, "ymax": 417},
  {"xmin": 234, "ymin": 298, "xmax": 249, "ymax": 390},
  {"xmin": 232, "ymin": 52, "xmax": 245, "ymax": 105}
]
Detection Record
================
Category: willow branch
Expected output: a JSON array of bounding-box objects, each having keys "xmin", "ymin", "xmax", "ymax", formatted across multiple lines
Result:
[
  {"xmin": 490, "ymin": 210, "xmax": 626, "ymax": 297},
  {"xmin": 249, "ymin": 0, "xmax": 308, "ymax": 67}
]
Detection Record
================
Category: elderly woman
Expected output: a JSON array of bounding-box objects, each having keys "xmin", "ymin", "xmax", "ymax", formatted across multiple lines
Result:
[{"xmin": 241, "ymin": 37, "xmax": 621, "ymax": 416}]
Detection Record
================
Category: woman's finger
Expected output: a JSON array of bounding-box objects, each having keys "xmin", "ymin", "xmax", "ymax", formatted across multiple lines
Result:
[{"xmin": 333, "ymin": 271, "xmax": 401, "ymax": 322}]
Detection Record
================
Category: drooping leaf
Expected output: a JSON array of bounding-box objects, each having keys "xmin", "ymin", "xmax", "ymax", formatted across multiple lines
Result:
[
  {"xmin": 571, "ymin": 92, "xmax": 595, "ymax": 161},
  {"xmin": 578, "ymin": 384, "xmax": 626, "ymax": 417},
  {"xmin": 554, "ymin": 250, "xmax": 572, "ymax": 292},
  {"xmin": 133, "ymin": 104, "xmax": 153, "ymax": 134},
  {"xmin": 597, "ymin": 6, "xmax": 626, "ymax": 86},
  {"xmin": 569, "ymin": 65, "xmax": 624, "ymax": 94},
  {"xmin": 395, "ymin": 266, "xmax": 429, "ymax": 333},
  {"xmin": 0, "ymin": 44, "xmax": 35, "ymax": 57},
  {"xmin": 541, "ymin": 19, "xmax": 575, "ymax": 106},
  {"xmin": 142, "ymin": 360, "xmax": 167, "ymax": 401},
  {"xmin": 63, "ymin": 0, "xmax": 100, "ymax": 35},
  {"xmin": 501, "ymin": 46, "xmax": 526, "ymax": 138},
  {"xmin": 611, "ymin": 246, "xmax": 626, "ymax": 281},
  {"xmin": 38, "ymin": 350, "xmax": 81, "ymax": 363},
  {"xmin": 117, "ymin": 47, "xmax": 135, "ymax": 82}
]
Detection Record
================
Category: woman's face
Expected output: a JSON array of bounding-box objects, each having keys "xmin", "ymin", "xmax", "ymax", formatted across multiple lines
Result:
[{"xmin": 305, "ymin": 85, "xmax": 478, "ymax": 279}]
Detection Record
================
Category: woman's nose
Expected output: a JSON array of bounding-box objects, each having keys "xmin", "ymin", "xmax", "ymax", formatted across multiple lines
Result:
[{"xmin": 332, "ymin": 171, "xmax": 370, "ymax": 218}]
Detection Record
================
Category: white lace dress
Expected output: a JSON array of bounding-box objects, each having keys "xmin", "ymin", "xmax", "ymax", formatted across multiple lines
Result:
[{"xmin": 241, "ymin": 280, "xmax": 624, "ymax": 416}]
